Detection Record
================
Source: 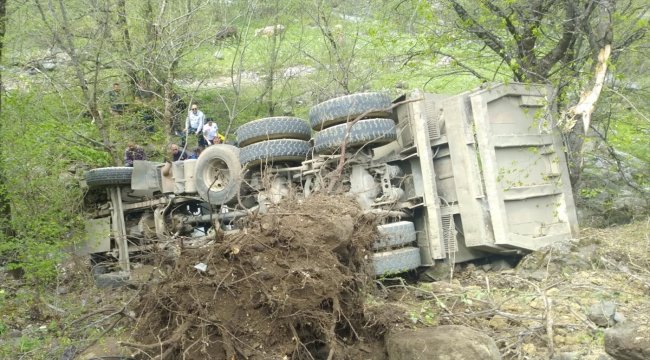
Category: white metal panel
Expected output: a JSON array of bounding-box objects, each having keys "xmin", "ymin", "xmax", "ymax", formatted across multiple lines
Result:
[{"xmin": 467, "ymin": 83, "xmax": 579, "ymax": 249}]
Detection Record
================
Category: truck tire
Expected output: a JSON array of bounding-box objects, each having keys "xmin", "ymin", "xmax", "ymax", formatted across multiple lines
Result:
[
  {"xmin": 309, "ymin": 92, "xmax": 393, "ymax": 130},
  {"xmin": 236, "ymin": 117, "xmax": 311, "ymax": 147},
  {"xmin": 313, "ymin": 118, "xmax": 396, "ymax": 154},
  {"xmin": 85, "ymin": 167, "xmax": 133, "ymax": 188},
  {"xmin": 375, "ymin": 221, "xmax": 417, "ymax": 250},
  {"xmin": 195, "ymin": 145, "xmax": 242, "ymax": 205},
  {"xmin": 239, "ymin": 139, "xmax": 310, "ymax": 166},
  {"xmin": 373, "ymin": 247, "xmax": 421, "ymax": 276}
]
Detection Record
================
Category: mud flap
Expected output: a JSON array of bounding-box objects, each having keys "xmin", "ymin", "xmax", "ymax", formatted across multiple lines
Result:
[{"xmin": 131, "ymin": 160, "xmax": 163, "ymax": 191}]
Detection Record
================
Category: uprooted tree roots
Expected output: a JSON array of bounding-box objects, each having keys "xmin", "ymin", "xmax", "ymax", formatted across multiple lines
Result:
[{"xmin": 124, "ymin": 195, "xmax": 386, "ymax": 359}]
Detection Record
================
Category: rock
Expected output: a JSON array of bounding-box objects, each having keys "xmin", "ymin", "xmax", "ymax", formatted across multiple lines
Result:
[
  {"xmin": 386, "ymin": 325, "xmax": 501, "ymax": 360},
  {"xmin": 589, "ymin": 301, "xmax": 619, "ymax": 327},
  {"xmin": 522, "ymin": 343, "xmax": 537, "ymax": 356},
  {"xmin": 482, "ymin": 258, "xmax": 514, "ymax": 272},
  {"xmin": 525, "ymin": 270, "xmax": 547, "ymax": 281},
  {"xmin": 60, "ymin": 345, "xmax": 77, "ymax": 360},
  {"xmin": 605, "ymin": 322, "xmax": 650, "ymax": 360},
  {"xmin": 56, "ymin": 286, "xmax": 69, "ymax": 295},
  {"xmin": 77, "ymin": 337, "xmax": 132, "ymax": 360},
  {"xmin": 395, "ymin": 81, "xmax": 409, "ymax": 90},
  {"xmin": 254, "ymin": 24, "xmax": 285, "ymax": 37},
  {"xmin": 552, "ymin": 352, "xmax": 579, "ymax": 360},
  {"xmin": 552, "ymin": 352, "xmax": 613, "ymax": 360},
  {"xmin": 418, "ymin": 261, "xmax": 452, "ymax": 282},
  {"xmin": 53, "ymin": 51, "xmax": 71, "ymax": 63},
  {"xmin": 25, "ymin": 66, "xmax": 39, "ymax": 75},
  {"xmin": 41, "ymin": 60, "xmax": 56, "ymax": 71},
  {"xmin": 578, "ymin": 146, "xmax": 649, "ymax": 227},
  {"xmin": 94, "ymin": 271, "xmax": 130, "ymax": 288},
  {"xmin": 488, "ymin": 316, "xmax": 508, "ymax": 330},
  {"xmin": 517, "ymin": 240, "xmax": 592, "ymax": 278}
]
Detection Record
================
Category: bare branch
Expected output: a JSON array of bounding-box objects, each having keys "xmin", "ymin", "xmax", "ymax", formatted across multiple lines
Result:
[
  {"xmin": 433, "ymin": 50, "xmax": 490, "ymax": 81},
  {"xmin": 448, "ymin": 0, "xmax": 521, "ymax": 80},
  {"xmin": 538, "ymin": 1, "xmax": 579, "ymax": 78}
]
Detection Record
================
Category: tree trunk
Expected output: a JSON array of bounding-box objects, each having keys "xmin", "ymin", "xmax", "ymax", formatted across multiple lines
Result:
[
  {"xmin": 0, "ymin": 0, "xmax": 14, "ymax": 236},
  {"xmin": 163, "ymin": 78, "xmax": 174, "ymax": 138},
  {"xmin": 116, "ymin": 0, "xmax": 139, "ymax": 93}
]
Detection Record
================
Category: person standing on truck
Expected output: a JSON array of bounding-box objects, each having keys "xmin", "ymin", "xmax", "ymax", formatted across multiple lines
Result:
[
  {"xmin": 184, "ymin": 103, "xmax": 205, "ymax": 146},
  {"xmin": 202, "ymin": 118, "xmax": 219, "ymax": 146},
  {"xmin": 124, "ymin": 142, "xmax": 146, "ymax": 167}
]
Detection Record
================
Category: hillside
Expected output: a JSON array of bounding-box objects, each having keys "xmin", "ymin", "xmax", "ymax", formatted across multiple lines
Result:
[
  {"xmin": 0, "ymin": 205, "xmax": 648, "ymax": 359},
  {"xmin": 0, "ymin": 1, "xmax": 649, "ymax": 359}
]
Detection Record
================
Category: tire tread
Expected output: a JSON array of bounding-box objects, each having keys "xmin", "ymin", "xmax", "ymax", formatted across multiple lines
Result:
[
  {"xmin": 373, "ymin": 247, "xmax": 421, "ymax": 276},
  {"xmin": 309, "ymin": 92, "xmax": 393, "ymax": 130},
  {"xmin": 313, "ymin": 118, "xmax": 396, "ymax": 154},
  {"xmin": 374, "ymin": 221, "xmax": 417, "ymax": 250},
  {"xmin": 240, "ymin": 139, "xmax": 311, "ymax": 166},
  {"xmin": 85, "ymin": 167, "xmax": 133, "ymax": 188},
  {"xmin": 236, "ymin": 117, "xmax": 311, "ymax": 147}
]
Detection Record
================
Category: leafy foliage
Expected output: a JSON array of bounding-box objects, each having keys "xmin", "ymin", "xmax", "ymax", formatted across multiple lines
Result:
[
  {"xmin": 0, "ymin": 88, "xmax": 89, "ymax": 283},
  {"xmin": 0, "ymin": 0, "xmax": 647, "ymax": 286}
]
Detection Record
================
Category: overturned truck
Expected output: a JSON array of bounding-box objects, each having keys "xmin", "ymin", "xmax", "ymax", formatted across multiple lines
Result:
[{"xmin": 81, "ymin": 83, "xmax": 579, "ymax": 276}]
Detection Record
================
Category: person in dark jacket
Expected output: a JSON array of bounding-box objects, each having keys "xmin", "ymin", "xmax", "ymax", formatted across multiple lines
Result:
[
  {"xmin": 170, "ymin": 143, "xmax": 187, "ymax": 162},
  {"xmin": 188, "ymin": 146, "xmax": 203, "ymax": 159},
  {"xmin": 124, "ymin": 142, "xmax": 146, "ymax": 167}
]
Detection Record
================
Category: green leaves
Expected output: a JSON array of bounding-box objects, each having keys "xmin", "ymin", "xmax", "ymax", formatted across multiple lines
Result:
[{"xmin": 0, "ymin": 88, "xmax": 88, "ymax": 285}]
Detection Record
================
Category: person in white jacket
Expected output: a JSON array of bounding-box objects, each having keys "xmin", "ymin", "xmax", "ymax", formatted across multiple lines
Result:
[
  {"xmin": 183, "ymin": 103, "xmax": 205, "ymax": 146},
  {"xmin": 202, "ymin": 118, "xmax": 219, "ymax": 146}
]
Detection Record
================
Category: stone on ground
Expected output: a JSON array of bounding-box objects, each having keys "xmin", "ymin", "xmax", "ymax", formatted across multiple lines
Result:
[
  {"xmin": 604, "ymin": 322, "xmax": 650, "ymax": 360},
  {"xmin": 386, "ymin": 325, "xmax": 501, "ymax": 360}
]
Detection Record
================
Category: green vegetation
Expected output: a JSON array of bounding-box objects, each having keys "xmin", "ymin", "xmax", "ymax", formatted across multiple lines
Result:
[{"xmin": 0, "ymin": 0, "xmax": 646, "ymax": 285}]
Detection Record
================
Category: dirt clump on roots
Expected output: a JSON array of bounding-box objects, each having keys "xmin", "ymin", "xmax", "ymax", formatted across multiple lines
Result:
[{"xmin": 127, "ymin": 195, "xmax": 389, "ymax": 359}]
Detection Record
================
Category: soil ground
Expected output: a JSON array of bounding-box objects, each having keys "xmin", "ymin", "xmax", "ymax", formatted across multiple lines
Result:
[{"xmin": 0, "ymin": 200, "xmax": 648, "ymax": 359}]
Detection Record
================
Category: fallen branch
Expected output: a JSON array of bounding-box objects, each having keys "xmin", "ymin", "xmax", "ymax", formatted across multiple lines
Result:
[
  {"xmin": 120, "ymin": 321, "xmax": 192, "ymax": 350},
  {"xmin": 544, "ymin": 296, "xmax": 555, "ymax": 357},
  {"xmin": 600, "ymin": 256, "xmax": 650, "ymax": 289},
  {"xmin": 67, "ymin": 306, "xmax": 120, "ymax": 328},
  {"xmin": 43, "ymin": 300, "xmax": 66, "ymax": 315}
]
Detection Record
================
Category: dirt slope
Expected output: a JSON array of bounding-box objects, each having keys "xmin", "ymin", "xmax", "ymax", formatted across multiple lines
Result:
[
  {"xmin": 373, "ymin": 220, "xmax": 650, "ymax": 359},
  {"xmin": 1, "ymin": 207, "xmax": 648, "ymax": 360}
]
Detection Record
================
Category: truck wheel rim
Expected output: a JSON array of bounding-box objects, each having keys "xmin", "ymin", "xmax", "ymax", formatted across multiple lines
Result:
[{"xmin": 205, "ymin": 159, "xmax": 229, "ymax": 192}]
